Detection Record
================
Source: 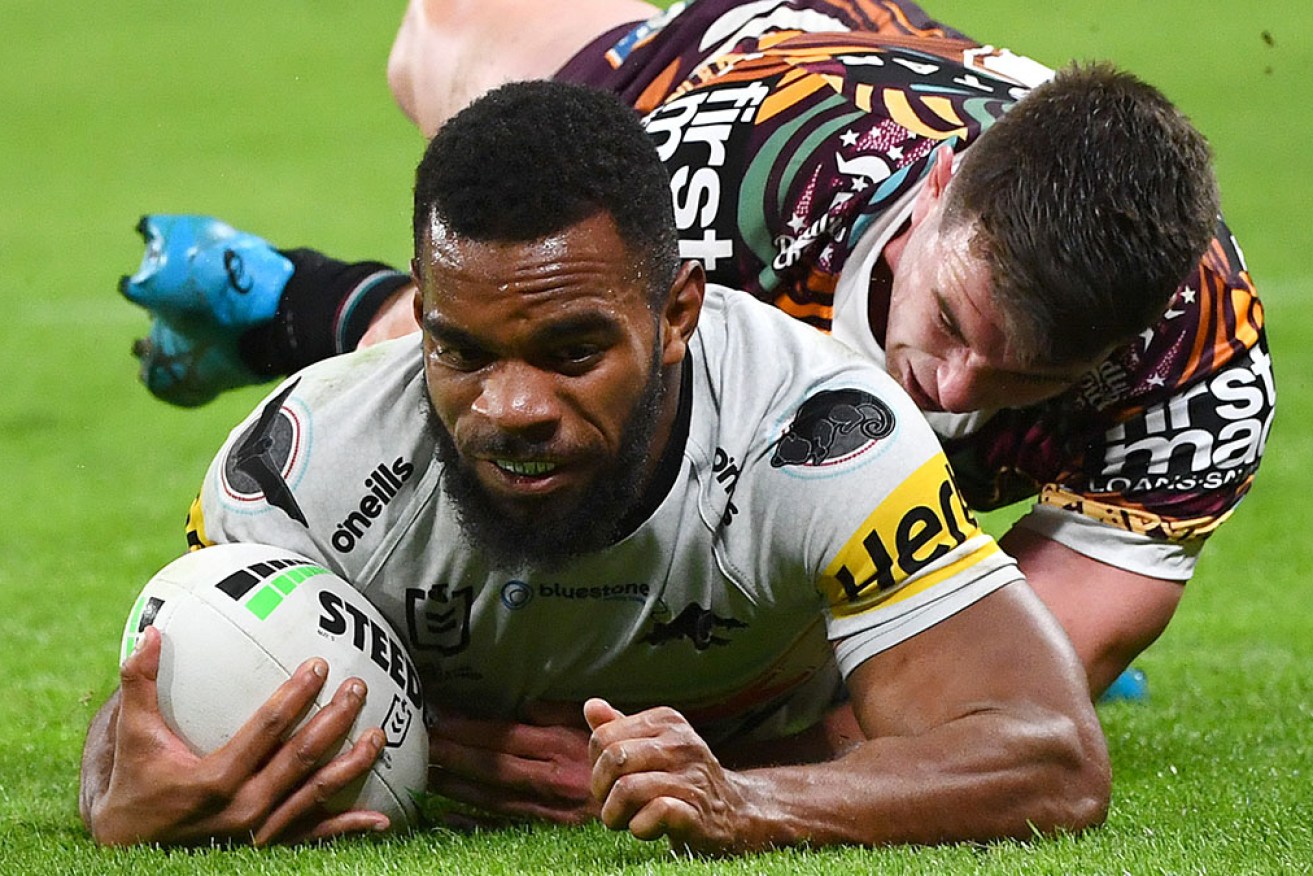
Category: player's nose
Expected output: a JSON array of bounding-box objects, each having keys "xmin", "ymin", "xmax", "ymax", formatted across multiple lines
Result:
[
  {"xmin": 935, "ymin": 358, "xmax": 991, "ymax": 412},
  {"xmin": 471, "ymin": 361, "xmax": 562, "ymax": 436}
]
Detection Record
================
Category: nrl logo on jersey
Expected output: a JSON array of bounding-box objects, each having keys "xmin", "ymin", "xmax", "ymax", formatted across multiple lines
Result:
[
  {"xmin": 771, "ymin": 389, "xmax": 895, "ymax": 471},
  {"xmin": 405, "ymin": 582, "xmax": 473, "ymax": 656}
]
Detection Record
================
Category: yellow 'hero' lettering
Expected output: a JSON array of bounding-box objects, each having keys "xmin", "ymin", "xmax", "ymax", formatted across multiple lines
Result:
[{"xmin": 822, "ymin": 455, "xmax": 990, "ymax": 616}]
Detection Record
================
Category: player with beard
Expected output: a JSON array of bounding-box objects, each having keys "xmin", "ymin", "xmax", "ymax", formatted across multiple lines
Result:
[
  {"xmin": 81, "ymin": 81, "xmax": 1108, "ymax": 852},
  {"xmin": 426, "ymin": 332, "xmax": 667, "ymax": 569}
]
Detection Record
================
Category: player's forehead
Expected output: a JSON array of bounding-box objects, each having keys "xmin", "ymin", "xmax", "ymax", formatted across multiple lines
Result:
[
  {"xmin": 415, "ymin": 214, "xmax": 650, "ymax": 343},
  {"xmin": 418, "ymin": 211, "xmax": 638, "ymax": 283}
]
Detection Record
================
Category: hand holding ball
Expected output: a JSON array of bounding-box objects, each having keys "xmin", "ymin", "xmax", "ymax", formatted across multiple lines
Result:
[{"xmin": 120, "ymin": 543, "xmax": 428, "ymax": 830}]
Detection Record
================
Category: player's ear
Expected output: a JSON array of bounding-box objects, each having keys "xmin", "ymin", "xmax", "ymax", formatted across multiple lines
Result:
[
  {"xmin": 909, "ymin": 143, "xmax": 957, "ymax": 229},
  {"xmin": 659, "ymin": 260, "xmax": 705, "ymax": 367},
  {"xmin": 410, "ymin": 259, "xmax": 424, "ymax": 327}
]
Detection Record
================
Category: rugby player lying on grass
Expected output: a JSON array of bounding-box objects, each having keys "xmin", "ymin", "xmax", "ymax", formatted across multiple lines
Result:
[
  {"xmin": 116, "ymin": 0, "xmax": 1271, "ymax": 832},
  {"xmin": 83, "ymin": 81, "xmax": 1110, "ymax": 852}
]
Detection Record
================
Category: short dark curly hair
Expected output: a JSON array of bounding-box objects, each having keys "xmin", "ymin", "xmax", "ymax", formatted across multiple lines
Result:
[
  {"xmin": 412, "ymin": 80, "xmax": 680, "ymax": 306},
  {"xmin": 945, "ymin": 63, "xmax": 1220, "ymax": 366}
]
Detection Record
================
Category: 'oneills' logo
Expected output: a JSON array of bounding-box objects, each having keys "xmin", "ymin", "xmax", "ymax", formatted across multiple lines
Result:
[{"xmin": 821, "ymin": 454, "xmax": 995, "ymax": 617}]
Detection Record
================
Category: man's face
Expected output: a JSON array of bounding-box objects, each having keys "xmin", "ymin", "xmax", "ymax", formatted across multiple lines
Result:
[
  {"xmin": 414, "ymin": 212, "xmax": 676, "ymax": 568},
  {"xmin": 883, "ymin": 208, "xmax": 1101, "ymax": 414}
]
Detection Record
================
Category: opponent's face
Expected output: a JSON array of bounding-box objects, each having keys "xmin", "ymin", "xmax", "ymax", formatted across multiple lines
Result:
[
  {"xmin": 884, "ymin": 209, "xmax": 1098, "ymax": 414},
  {"xmin": 414, "ymin": 211, "xmax": 694, "ymax": 567}
]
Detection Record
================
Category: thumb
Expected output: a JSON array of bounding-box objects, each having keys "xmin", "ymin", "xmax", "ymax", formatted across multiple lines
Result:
[
  {"xmin": 583, "ymin": 698, "xmax": 625, "ymax": 731},
  {"xmin": 117, "ymin": 624, "xmax": 164, "ymax": 720}
]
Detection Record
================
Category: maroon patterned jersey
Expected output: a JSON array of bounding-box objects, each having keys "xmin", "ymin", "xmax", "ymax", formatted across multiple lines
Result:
[{"xmin": 559, "ymin": 0, "xmax": 1273, "ymax": 577}]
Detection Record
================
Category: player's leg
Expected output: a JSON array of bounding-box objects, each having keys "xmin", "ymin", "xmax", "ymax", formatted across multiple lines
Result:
[{"xmin": 387, "ymin": 0, "xmax": 660, "ymax": 137}]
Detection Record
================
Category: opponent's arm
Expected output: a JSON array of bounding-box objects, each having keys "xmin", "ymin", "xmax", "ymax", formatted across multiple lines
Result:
[
  {"xmin": 80, "ymin": 625, "xmax": 388, "ymax": 846},
  {"xmin": 1001, "ymin": 526, "xmax": 1183, "ymax": 698},
  {"xmin": 988, "ymin": 228, "xmax": 1269, "ymax": 699},
  {"xmin": 358, "ymin": 283, "xmax": 421, "ymax": 347},
  {"xmin": 586, "ymin": 580, "xmax": 1110, "ymax": 853}
]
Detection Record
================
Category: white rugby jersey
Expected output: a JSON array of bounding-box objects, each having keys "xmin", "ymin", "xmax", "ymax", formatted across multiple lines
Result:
[{"xmin": 188, "ymin": 284, "xmax": 1020, "ymax": 743}]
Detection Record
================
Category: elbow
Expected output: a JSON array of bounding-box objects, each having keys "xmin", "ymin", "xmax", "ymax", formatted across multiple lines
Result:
[{"xmin": 1028, "ymin": 709, "xmax": 1112, "ymax": 838}]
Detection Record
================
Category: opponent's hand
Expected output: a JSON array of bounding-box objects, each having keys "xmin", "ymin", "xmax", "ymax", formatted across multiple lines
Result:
[
  {"xmin": 427, "ymin": 703, "xmax": 598, "ymax": 824},
  {"xmin": 86, "ymin": 625, "xmax": 389, "ymax": 847},
  {"xmin": 586, "ymin": 699, "xmax": 761, "ymax": 855}
]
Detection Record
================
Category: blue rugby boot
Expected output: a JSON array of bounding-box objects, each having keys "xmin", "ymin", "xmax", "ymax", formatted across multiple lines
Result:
[
  {"xmin": 1099, "ymin": 666, "xmax": 1149, "ymax": 704},
  {"xmin": 121, "ymin": 214, "xmax": 292, "ymax": 328},
  {"xmin": 121, "ymin": 215, "xmax": 293, "ymax": 406},
  {"xmin": 131, "ymin": 317, "xmax": 264, "ymax": 408}
]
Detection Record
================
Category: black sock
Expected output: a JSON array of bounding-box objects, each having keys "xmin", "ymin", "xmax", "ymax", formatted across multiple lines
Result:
[{"xmin": 238, "ymin": 249, "xmax": 411, "ymax": 377}]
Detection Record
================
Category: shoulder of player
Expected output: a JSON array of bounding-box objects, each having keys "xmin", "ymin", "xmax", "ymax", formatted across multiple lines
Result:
[
  {"xmin": 236, "ymin": 335, "xmax": 427, "ymax": 469},
  {"xmin": 273, "ymin": 334, "xmax": 422, "ymax": 408},
  {"xmin": 195, "ymin": 337, "xmax": 435, "ymax": 563},
  {"xmin": 690, "ymin": 283, "xmax": 937, "ymax": 475}
]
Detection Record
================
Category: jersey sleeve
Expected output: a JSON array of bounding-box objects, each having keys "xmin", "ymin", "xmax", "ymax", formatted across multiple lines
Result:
[
  {"xmin": 183, "ymin": 375, "xmax": 342, "ymax": 569},
  {"xmin": 182, "ymin": 339, "xmax": 434, "ymax": 580},
  {"xmin": 946, "ymin": 221, "xmax": 1274, "ymax": 580},
  {"xmin": 817, "ymin": 451, "xmax": 1022, "ymax": 676},
  {"xmin": 706, "ymin": 289, "xmax": 1025, "ymax": 679}
]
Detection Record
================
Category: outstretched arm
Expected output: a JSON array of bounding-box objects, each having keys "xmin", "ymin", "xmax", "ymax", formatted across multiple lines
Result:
[
  {"xmin": 585, "ymin": 580, "xmax": 1110, "ymax": 853},
  {"xmin": 80, "ymin": 625, "xmax": 388, "ymax": 846}
]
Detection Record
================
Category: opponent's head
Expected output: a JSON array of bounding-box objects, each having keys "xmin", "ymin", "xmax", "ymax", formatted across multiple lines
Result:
[
  {"xmin": 884, "ymin": 63, "xmax": 1219, "ymax": 413},
  {"xmin": 411, "ymin": 80, "xmax": 702, "ymax": 568}
]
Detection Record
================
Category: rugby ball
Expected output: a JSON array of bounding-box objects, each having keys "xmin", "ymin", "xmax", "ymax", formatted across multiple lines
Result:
[{"xmin": 119, "ymin": 542, "xmax": 428, "ymax": 831}]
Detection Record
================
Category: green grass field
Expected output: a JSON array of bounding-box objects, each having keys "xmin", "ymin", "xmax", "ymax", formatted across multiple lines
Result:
[{"xmin": 2, "ymin": 1, "xmax": 1310, "ymax": 872}]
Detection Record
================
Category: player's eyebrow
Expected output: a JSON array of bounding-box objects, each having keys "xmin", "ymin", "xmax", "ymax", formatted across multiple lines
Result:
[
  {"xmin": 422, "ymin": 311, "xmax": 623, "ymax": 348},
  {"xmin": 528, "ymin": 312, "xmax": 624, "ymax": 345},
  {"xmin": 421, "ymin": 316, "xmax": 482, "ymax": 350}
]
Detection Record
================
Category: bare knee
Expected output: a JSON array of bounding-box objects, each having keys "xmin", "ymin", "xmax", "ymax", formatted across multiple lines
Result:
[{"xmin": 387, "ymin": 0, "xmax": 660, "ymax": 137}]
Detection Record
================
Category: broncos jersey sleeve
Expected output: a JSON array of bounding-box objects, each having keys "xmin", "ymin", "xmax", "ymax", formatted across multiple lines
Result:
[{"xmin": 950, "ymin": 221, "xmax": 1273, "ymax": 579}]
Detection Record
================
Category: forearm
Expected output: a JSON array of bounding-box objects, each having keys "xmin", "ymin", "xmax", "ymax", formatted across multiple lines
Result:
[
  {"xmin": 729, "ymin": 703, "xmax": 1109, "ymax": 850},
  {"xmin": 1001, "ymin": 526, "xmax": 1185, "ymax": 698}
]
